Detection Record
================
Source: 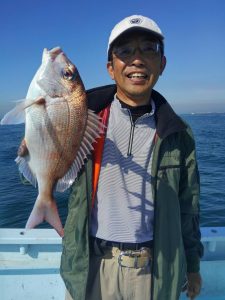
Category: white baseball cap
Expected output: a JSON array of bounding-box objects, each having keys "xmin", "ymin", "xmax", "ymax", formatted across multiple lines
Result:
[{"xmin": 107, "ymin": 15, "xmax": 164, "ymax": 56}]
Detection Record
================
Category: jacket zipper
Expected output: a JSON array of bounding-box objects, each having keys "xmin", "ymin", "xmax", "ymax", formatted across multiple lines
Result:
[{"xmin": 127, "ymin": 111, "xmax": 135, "ymax": 156}]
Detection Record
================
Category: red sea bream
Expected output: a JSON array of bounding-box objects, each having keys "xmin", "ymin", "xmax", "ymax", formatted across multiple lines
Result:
[{"xmin": 1, "ymin": 47, "xmax": 102, "ymax": 237}]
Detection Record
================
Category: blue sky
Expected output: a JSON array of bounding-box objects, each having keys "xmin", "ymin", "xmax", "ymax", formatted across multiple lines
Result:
[{"xmin": 0, "ymin": 0, "xmax": 225, "ymax": 115}]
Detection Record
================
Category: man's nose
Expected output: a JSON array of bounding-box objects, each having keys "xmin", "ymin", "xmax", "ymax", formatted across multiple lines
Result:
[{"xmin": 129, "ymin": 48, "xmax": 145, "ymax": 65}]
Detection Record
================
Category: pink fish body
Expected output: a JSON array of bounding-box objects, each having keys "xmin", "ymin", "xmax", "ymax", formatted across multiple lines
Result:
[{"xmin": 1, "ymin": 47, "xmax": 102, "ymax": 236}]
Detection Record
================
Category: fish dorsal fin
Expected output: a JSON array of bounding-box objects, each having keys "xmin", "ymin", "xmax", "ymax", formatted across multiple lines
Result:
[
  {"xmin": 15, "ymin": 156, "xmax": 37, "ymax": 187},
  {"xmin": 55, "ymin": 109, "xmax": 104, "ymax": 192}
]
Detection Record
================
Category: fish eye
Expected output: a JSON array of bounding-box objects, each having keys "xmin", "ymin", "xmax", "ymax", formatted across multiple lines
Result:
[{"xmin": 62, "ymin": 69, "xmax": 76, "ymax": 81}]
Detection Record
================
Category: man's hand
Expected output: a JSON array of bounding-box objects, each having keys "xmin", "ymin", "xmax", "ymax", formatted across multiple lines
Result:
[
  {"xmin": 183, "ymin": 272, "xmax": 202, "ymax": 299},
  {"xmin": 18, "ymin": 138, "xmax": 28, "ymax": 157}
]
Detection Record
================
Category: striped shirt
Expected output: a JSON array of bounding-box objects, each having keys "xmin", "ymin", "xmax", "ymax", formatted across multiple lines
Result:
[{"xmin": 90, "ymin": 97, "xmax": 156, "ymax": 243}]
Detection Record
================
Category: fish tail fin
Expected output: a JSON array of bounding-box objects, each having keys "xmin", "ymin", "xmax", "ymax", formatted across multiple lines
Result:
[{"xmin": 25, "ymin": 198, "xmax": 64, "ymax": 237}]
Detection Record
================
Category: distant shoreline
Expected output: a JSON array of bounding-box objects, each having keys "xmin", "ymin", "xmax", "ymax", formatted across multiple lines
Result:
[{"xmin": 181, "ymin": 112, "xmax": 225, "ymax": 116}]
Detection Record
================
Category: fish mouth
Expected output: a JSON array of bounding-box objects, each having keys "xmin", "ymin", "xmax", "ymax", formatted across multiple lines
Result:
[
  {"xmin": 43, "ymin": 47, "xmax": 63, "ymax": 61},
  {"xmin": 49, "ymin": 47, "xmax": 63, "ymax": 56}
]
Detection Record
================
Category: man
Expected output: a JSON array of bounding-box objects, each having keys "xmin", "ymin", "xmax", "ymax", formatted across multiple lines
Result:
[{"xmin": 60, "ymin": 15, "xmax": 204, "ymax": 300}]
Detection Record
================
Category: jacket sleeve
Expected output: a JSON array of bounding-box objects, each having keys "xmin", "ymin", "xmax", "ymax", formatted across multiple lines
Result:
[{"xmin": 179, "ymin": 127, "xmax": 204, "ymax": 273}]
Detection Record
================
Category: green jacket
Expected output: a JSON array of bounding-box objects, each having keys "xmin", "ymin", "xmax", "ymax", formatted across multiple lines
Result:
[{"xmin": 60, "ymin": 85, "xmax": 203, "ymax": 300}]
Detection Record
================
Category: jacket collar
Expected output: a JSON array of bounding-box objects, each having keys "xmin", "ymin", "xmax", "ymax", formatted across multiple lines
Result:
[
  {"xmin": 152, "ymin": 90, "xmax": 187, "ymax": 139},
  {"xmin": 86, "ymin": 84, "xmax": 186, "ymax": 139}
]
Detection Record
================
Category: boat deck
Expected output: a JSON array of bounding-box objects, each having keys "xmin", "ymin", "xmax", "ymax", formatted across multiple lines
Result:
[{"xmin": 0, "ymin": 227, "xmax": 225, "ymax": 300}]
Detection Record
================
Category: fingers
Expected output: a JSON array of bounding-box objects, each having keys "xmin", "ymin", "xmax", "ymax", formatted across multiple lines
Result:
[
  {"xmin": 186, "ymin": 272, "xmax": 202, "ymax": 299},
  {"xmin": 186, "ymin": 284, "xmax": 201, "ymax": 299},
  {"xmin": 18, "ymin": 138, "xmax": 29, "ymax": 156}
]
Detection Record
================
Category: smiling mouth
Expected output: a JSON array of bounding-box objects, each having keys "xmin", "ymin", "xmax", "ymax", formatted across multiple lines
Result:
[{"xmin": 127, "ymin": 73, "xmax": 148, "ymax": 79}]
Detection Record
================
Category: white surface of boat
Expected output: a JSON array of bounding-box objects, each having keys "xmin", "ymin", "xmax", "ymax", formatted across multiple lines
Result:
[{"xmin": 0, "ymin": 227, "xmax": 225, "ymax": 300}]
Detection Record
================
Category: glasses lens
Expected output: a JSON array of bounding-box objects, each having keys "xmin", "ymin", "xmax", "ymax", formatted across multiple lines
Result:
[
  {"xmin": 113, "ymin": 41, "xmax": 160, "ymax": 59},
  {"xmin": 113, "ymin": 45, "xmax": 133, "ymax": 59},
  {"xmin": 140, "ymin": 42, "xmax": 160, "ymax": 54}
]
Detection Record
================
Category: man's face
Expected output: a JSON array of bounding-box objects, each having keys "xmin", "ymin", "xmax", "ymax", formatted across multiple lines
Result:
[{"xmin": 107, "ymin": 31, "xmax": 166, "ymax": 105}]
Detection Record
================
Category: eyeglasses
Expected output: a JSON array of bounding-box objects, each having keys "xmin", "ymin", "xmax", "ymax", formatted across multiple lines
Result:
[{"xmin": 112, "ymin": 41, "xmax": 162, "ymax": 60}]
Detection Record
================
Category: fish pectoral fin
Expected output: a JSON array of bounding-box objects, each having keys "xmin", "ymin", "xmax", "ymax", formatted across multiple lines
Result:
[
  {"xmin": 1, "ymin": 99, "xmax": 28, "ymax": 125},
  {"xmin": 25, "ymin": 199, "xmax": 64, "ymax": 237},
  {"xmin": 1, "ymin": 97, "xmax": 46, "ymax": 125},
  {"xmin": 33, "ymin": 97, "xmax": 46, "ymax": 105}
]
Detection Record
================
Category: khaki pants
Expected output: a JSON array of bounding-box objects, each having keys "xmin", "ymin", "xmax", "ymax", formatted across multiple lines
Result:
[{"xmin": 65, "ymin": 246, "xmax": 152, "ymax": 300}]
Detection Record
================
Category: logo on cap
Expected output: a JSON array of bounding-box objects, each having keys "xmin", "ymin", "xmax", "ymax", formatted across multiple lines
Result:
[{"xmin": 129, "ymin": 17, "xmax": 142, "ymax": 25}]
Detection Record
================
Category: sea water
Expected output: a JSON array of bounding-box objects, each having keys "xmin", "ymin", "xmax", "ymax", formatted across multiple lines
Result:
[{"xmin": 0, "ymin": 113, "xmax": 224, "ymax": 228}]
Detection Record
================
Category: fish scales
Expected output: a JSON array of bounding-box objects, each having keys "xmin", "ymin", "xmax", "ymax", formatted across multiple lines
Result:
[{"xmin": 26, "ymin": 93, "xmax": 87, "ymax": 181}]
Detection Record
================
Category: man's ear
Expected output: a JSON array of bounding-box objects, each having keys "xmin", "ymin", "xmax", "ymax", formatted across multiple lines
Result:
[
  {"xmin": 160, "ymin": 56, "xmax": 167, "ymax": 75},
  {"xmin": 107, "ymin": 61, "xmax": 115, "ymax": 80}
]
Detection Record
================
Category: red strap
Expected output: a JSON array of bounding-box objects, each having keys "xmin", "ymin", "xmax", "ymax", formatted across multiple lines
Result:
[
  {"xmin": 153, "ymin": 132, "xmax": 158, "ymax": 144},
  {"xmin": 92, "ymin": 106, "xmax": 111, "ymax": 207}
]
